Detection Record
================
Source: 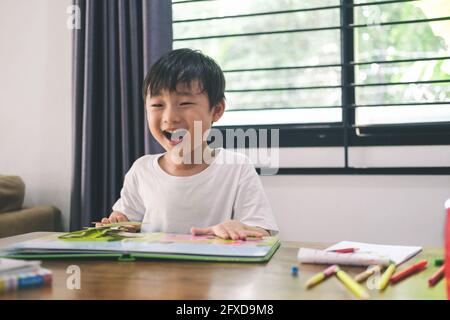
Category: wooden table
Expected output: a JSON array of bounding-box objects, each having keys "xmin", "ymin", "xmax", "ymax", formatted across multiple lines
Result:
[{"xmin": 0, "ymin": 232, "xmax": 446, "ymax": 300}]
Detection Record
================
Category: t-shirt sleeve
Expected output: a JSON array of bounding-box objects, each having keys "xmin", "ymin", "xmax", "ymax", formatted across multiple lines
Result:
[
  {"xmin": 111, "ymin": 161, "xmax": 145, "ymax": 222},
  {"xmin": 232, "ymin": 160, "xmax": 279, "ymax": 235}
]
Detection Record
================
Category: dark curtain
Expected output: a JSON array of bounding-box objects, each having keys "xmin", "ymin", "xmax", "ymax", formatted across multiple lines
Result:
[{"xmin": 70, "ymin": 0, "xmax": 172, "ymax": 230}]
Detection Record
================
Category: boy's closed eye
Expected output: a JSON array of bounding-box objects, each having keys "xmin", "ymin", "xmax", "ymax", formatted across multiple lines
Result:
[{"xmin": 148, "ymin": 102, "xmax": 194, "ymax": 107}]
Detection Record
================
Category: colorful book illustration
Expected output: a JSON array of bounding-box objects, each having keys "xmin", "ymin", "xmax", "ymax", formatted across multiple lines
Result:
[
  {"xmin": 298, "ymin": 241, "xmax": 422, "ymax": 267},
  {"xmin": 2, "ymin": 231, "xmax": 281, "ymax": 263}
]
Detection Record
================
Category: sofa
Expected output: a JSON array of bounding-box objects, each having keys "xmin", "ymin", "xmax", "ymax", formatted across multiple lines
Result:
[{"xmin": 0, "ymin": 175, "xmax": 62, "ymax": 238}]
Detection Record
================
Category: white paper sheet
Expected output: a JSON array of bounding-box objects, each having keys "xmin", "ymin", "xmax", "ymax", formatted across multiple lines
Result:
[
  {"xmin": 325, "ymin": 241, "xmax": 422, "ymax": 266},
  {"xmin": 0, "ymin": 258, "xmax": 41, "ymax": 275},
  {"xmin": 297, "ymin": 248, "xmax": 391, "ymax": 266},
  {"xmin": 297, "ymin": 241, "xmax": 422, "ymax": 267}
]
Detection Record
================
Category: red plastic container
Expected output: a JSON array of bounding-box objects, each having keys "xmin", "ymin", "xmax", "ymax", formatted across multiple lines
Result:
[{"xmin": 445, "ymin": 199, "xmax": 450, "ymax": 299}]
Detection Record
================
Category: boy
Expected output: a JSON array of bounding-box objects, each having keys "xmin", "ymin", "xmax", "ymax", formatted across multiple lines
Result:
[{"xmin": 96, "ymin": 48, "xmax": 278, "ymax": 240}]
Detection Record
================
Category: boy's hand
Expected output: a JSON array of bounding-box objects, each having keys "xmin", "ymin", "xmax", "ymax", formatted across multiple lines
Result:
[
  {"xmin": 190, "ymin": 220, "xmax": 269, "ymax": 240},
  {"xmin": 94, "ymin": 212, "xmax": 140, "ymax": 232},
  {"xmin": 95, "ymin": 211, "xmax": 129, "ymax": 227}
]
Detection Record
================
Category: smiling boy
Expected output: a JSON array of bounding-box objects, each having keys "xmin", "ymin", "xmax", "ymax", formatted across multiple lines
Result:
[{"xmin": 96, "ymin": 48, "xmax": 278, "ymax": 240}]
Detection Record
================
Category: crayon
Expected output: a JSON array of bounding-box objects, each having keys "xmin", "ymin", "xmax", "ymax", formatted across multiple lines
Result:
[
  {"xmin": 390, "ymin": 260, "xmax": 427, "ymax": 284},
  {"xmin": 336, "ymin": 269, "xmax": 370, "ymax": 300},
  {"xmin": 428, "ymin": 265, "xmax": 445, "ymax": 287},
  {"xmin": 379, "ymin": 263, "xmax": 396, "ymax": 290},
  {"xmin": 305, "ymin": 265, "xmax": 338, "ymax": 289}
]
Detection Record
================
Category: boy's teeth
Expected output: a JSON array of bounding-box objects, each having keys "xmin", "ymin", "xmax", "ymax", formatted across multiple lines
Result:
[{"xmin": 164, "ymin": 129, "xmax": 186, "ymax": 142}]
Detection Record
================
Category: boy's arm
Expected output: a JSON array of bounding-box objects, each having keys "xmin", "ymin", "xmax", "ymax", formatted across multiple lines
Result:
[
  {"xmin": 231, "ymin": 160, "xmax": 279, "ymax": 236},
  {"xmin": 93, "ymin": 160, "xmax": 145, "ymax": 229},
  {"xmin": 109, "ymin": 161, "xmax": 145, "ymax": 222},
  {"xmin": 192, "ymin": 158, "xmax": 278, "ymax": 240}
]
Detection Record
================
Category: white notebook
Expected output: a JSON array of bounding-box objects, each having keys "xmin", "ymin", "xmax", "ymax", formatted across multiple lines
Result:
[
  {"xmin": 0, "ymin": 258, "xmax": 41, "ymax": 276},
  {"xmin": 297, "ymin": 241, "xmax": 422, "ymax": 267}
]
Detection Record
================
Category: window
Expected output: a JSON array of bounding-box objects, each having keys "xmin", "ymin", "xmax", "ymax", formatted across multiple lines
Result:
[
  {"xmin": 351, "ymin": 0, "xmax": 450, "ymax": 146},
  {"xmin": 172, "ymin": 0, "xmax": 450, "ymax": 166}
]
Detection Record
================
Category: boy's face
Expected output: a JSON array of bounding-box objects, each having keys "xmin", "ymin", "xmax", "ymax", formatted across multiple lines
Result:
[{"xmin": 145, "ymin": 80, "xmax": 224, "ymax": 158}]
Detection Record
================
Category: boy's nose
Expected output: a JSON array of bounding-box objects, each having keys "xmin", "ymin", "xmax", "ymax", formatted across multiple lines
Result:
[{"xmin": 162, "ymin": 105, "xmax": 181, "ymax": 123}]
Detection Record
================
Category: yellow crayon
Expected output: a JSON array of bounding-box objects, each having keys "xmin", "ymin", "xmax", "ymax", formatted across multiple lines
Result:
[
  {"xmin": 336, "ymin": 269, "xmax": 370, "ymax": 300},
  {"xmin": 378, "ymin": 263, "xmax": 396, "ymax": 290},
  {"xmin": 305, "ymin": 265, "xmax": 338, "ymax": 289}
]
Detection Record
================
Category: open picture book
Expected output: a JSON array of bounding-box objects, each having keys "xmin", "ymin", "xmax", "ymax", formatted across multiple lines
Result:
[{"xmin": 2, "ymin": 227, "xmax": 280, "ymax": 263}]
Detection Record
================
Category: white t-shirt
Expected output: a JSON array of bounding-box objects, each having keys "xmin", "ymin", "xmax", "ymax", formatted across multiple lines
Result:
[{"xmin": 112, "ymin": 148, "xmax": 279, "ymax": 234}]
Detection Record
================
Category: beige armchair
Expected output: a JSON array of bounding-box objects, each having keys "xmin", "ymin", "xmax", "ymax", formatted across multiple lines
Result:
[{"xmin": 0, "ymin": 175, "xmax": 61, "ymax": 238}]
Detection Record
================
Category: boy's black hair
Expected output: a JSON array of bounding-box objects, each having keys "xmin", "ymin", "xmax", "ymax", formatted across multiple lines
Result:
[{"xmin": 142, "ymin": 48, "xmax": 226, "ymax": 110}]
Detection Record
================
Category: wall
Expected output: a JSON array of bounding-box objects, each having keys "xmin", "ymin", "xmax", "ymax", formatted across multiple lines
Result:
[
  {"xmin": 261, "ymin": 175, "xmax": 450, "ymax": 246},
  {"xmin": 0, "ymin": 0, "xmax": 72, "ymax": 230}
]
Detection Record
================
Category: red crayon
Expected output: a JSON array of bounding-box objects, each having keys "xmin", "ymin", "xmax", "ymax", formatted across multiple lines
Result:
[
  {"xmin": 332, "ymin": 248, "xmax": 358, "ymax": 253},
  {"xmin": 390, "ymin": 260, "xmax": 428, "ymax": 284},
  {"xmin": 445, "ymin": 200, "xmax": 450, "ymax": 299},
  {"xmin": 428, "ymin": 265, "xmax": 445, "ymax": 287}
]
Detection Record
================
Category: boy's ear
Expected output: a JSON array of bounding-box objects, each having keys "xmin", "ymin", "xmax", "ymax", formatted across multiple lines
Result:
[{"xmin": 211, "ymin": 99, "xmax": 225, "ymax": 123}]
